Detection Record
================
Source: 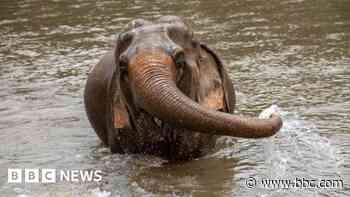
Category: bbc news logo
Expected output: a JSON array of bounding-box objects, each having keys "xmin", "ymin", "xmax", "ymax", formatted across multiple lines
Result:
[{"xmin": 8, "ymin": 169, "xmax": 103, "ymax": 183}]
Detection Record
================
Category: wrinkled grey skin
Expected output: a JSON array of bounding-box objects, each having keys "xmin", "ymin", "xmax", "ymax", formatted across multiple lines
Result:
[{"xmin": 84, "ymin": 16, "xmax": 282, "ymax": 161}]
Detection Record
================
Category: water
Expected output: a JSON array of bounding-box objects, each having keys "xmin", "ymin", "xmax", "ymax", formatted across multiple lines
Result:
[{"xmin": 0, "ymin": 0, "xmax": 349, "ymax": 196}]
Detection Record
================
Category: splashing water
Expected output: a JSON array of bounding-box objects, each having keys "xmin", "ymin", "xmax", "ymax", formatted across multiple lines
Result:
[
  {"xmin": 91, "ymin": 188, "xmax": 112, "ymax": 197},
  {"xmin": 257, "ymin": 106, "xmax": 341, "ymax": 196},
  {"xmin": 211, "ymin": 105, "xmax": 344, "ymax": 196},
  {"xmin": 259, "ymin": 105, "xmax": 289, "ymax": 177},
  {"xmin": 259, "ymin": 106, "xmax": 339, "ymax": 178}
]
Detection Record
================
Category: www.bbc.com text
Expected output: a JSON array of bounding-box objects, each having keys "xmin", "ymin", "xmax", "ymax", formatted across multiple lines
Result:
[{"xmin": 245, "ymin": 177, "xmax": 343, "ymax": 190}]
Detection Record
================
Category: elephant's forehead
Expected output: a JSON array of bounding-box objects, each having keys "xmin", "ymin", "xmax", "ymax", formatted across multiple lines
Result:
[
  {"xmin": 126, "ymin": 15, "xmax": 185, "ymax": 28},
  {"xmin": 131, "ymin": 24, "xmax": 168, "ymax": 34},
  {"xmin": 157, "ymin": 15, "xmax": 184, "ymax": 24},
  {"xmin": 124, "ymin": 19, "xmax": 188, "ymax": 33}
]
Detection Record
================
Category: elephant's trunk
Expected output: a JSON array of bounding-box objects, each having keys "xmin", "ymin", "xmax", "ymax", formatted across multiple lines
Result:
[{"xmin": 129, "ymin": 51, "xmax": 282, "ymax": 138}]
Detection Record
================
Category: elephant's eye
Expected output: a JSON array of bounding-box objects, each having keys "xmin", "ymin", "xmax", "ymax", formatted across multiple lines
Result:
[
  {"xmin": 119, "ymin": 54, "xmax": 129, "ymax": 72},
  {"xmin": 174, "ymin": 50, "xmax": 185, "ymax": 66}
]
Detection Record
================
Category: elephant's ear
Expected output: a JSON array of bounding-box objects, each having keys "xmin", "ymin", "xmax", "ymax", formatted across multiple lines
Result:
[
  {"xmin": 107, "ymin": 44, "xmax": 132, "ymax": 131},
  {"xmin": 198, "ymin": 43, "xmax": 236, "ymax": 113},
  {"xmin": 112, "ymin": 90, "xmax": 131, "ymax": 129}
]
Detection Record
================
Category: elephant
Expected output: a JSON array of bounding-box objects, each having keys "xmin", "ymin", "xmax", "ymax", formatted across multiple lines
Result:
[{"xmin": 84, "ymin": 16, "xmax": 282, "ymax": 161}]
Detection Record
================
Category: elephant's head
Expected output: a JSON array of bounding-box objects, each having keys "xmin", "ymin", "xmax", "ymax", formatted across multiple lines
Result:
[{"xmin": 112, "ymin": 16, "xmax": 282, "ymax": 138}]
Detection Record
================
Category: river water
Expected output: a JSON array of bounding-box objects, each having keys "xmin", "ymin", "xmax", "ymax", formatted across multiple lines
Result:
[{"xmin": 0, "ymin": 0, "xmax": 349, "ymax": 196}]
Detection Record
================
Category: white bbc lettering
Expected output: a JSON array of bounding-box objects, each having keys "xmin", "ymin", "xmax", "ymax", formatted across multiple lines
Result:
[
  {"xmin": 8, "ymin": 169, "xmax": 22, "ymax": 183},
  {"xmin": 80, "ymin": 170, "xmax": 94, "ymax": 182},
  {"xmin": 8, "ymin": 168, "xmax": 103, "ymax": 183},
  {"xmin": 60, "ymin": 170, "xmax": 70, "ymax": 182},
  {"xmin": 24, "ymin": 169, "xmax": 39, "ymax": 183},
  {"xmin": 41, "ymin": 169, "xmax": 56, "ymax": 183},
  {"xmin": 70, "ymin": 170, "xmax": 80, "ymax": 182},
  {"xmin": 94, "ymin": 170, "xmax": 102, "ymax": 182}
]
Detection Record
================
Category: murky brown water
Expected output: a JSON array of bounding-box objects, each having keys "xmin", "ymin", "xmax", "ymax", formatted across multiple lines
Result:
[{"xmin": 0, "ymin": 0, "xmax": 349, "ymax": 196}]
